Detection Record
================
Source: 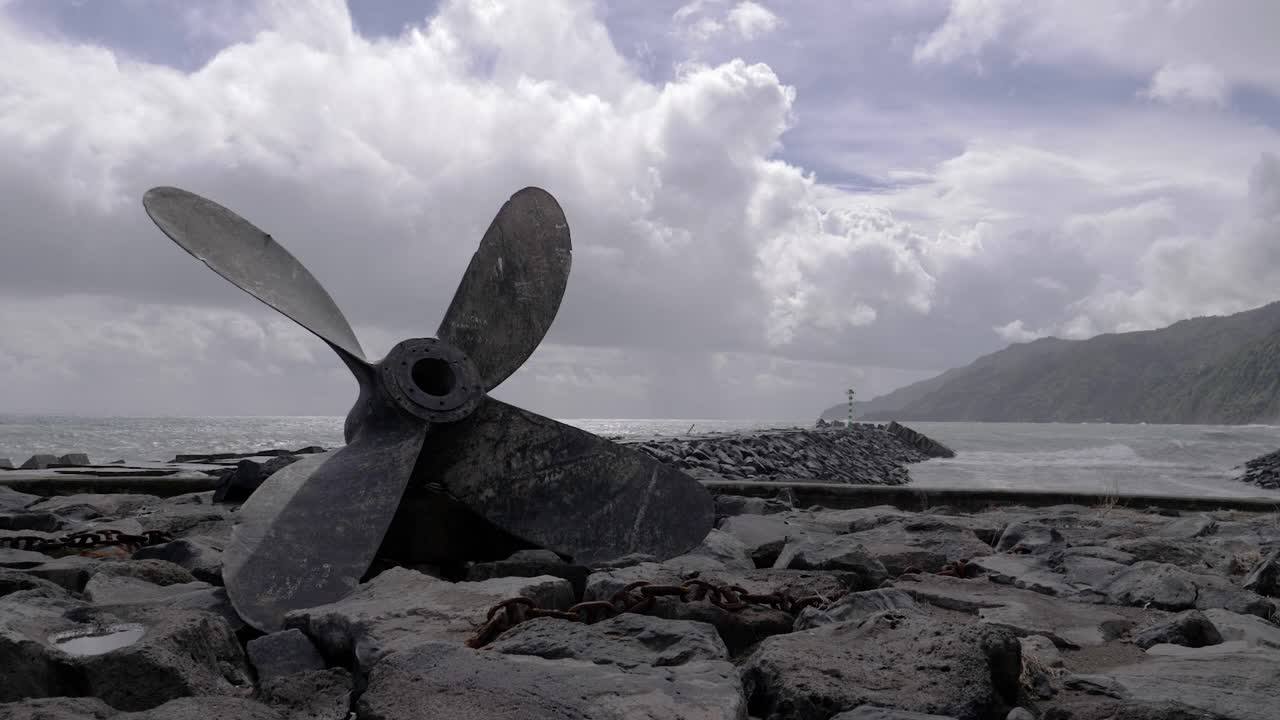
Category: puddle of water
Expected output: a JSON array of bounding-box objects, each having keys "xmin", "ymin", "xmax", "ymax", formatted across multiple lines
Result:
[{"xmin": 48, "ymin": 623, "xmax": 147, "ymax": 656}]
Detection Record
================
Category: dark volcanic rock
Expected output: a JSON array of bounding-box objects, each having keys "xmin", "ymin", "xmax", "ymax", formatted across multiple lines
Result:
[
  {"xmin": 284, "ymin": 567, "xmax": 574, "ymax": 674},
  {"xmin": 466, "ymin": 549, "xmax": 590, "ymax": 598},
  {"xmin": 0, "ymin": 486, "xmax": 38, "ymax": 512},
  {"xmin": 0, "ymin": 593, "xmax": 250, "ymax": 710},
  {"xmin": 20, "ymin": 455, "xmax": 61, "ymax": 470},
  {"xmin": 487, "ymin": 613, "xmax": 729, "ymax": 667},
  {"xmin": 833, "ymin": 707, "xmax": 962, "ymax": 720},
  {"xmin": 0, "ymin": 696, "xmax": 118, "ymax": 719},
  {"xmin": 1133, "ymin": 610, "xmax": 1223, "ymax": 649},
  {"xmin": 0, "ymin": 458, "xmax": 13, "ymax": 471},
  {"xmin": 1100, "ymin": 561, "xmax": 1275, "ymax": 616},
  {"xmin": 131, "ymin": 537, "xmax": 224, "ymax": 585},
  {"xmin": 995, "ymin": 521, "xmax": 1065, "ymax": 554},
  {"xmin": 1242, "ymin": 550, "xmax": 1280, "ymax": 597},
  {"xmin": 742, "ymin": 613, "xmax": 1020, "ymax": 720},
  {"xmin": 358, "ymin": 639, "xmax": 745, "ymax": 719},
  {"xmin": 795, "ymin": 588, "xmax": 921, "ymax": 631},
  {"xmin": 246, "ymin": 629, "xmax": 326, "ymax": 683},
  {"xmin": 212, "ymin": 456, "xmax": 298, "ymax": 504},
  {"xmin": 772, "ymin": 536, "xmax": 889, "ymax": 589},
  {"xmin": 256, "ymin": 667, "xmax": 352, "ymax": 720},
  {"xmin": 0, "ymin": 511, "xmax": 62, "ymax": 532}
]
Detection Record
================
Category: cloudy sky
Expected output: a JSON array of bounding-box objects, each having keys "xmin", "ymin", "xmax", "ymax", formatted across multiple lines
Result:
[{"xmin": 2, "ymin": 0, "xmax": 1280, "ymax": 421}]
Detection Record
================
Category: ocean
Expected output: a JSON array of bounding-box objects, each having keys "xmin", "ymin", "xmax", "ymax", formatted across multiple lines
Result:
[{"xmin": 3, "ymin": 415, "xmax": 1280, "ymax": 500}]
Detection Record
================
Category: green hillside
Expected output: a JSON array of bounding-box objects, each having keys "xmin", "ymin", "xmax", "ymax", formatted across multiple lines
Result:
[{"xmin": 824, "ymin": 301, "xmax": 1280, "ymax": 424}]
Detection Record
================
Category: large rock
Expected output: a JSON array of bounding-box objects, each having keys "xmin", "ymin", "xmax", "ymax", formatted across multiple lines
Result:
[
  {"xmin": 465, "ymin": 549, "xmax": 589, "ymax": 598},
  {"xmin": 1132, "ymin": 610, "xmax": 1223, "ymax": 649},
  {"xmin": 245, "ymin": 629, "xmax": 326, "ymax": 683},
  {"xmin": 900, "ymin": 575, "xmax": 1136, "ymax": 648},
  {"xmin": 283, "ymin": 567, "xmax": 573, "ymax": 674},
  {"xmin": 1200, "ymin": 608, "xmax": 1280, "ymax": 649},
  {"xmin": 0, "ymin": 486, "xmax": 39, "ymax": 512},
  {"xmin": 847, "ymin": 519, "xmax": 993, "ymax": 575},
  {"xmin": 357, "ymin": 638, "xmax": 745, "ymax": 719},
  {"xmin": 0, "ymin": 696, "xmax": 118, "ymax": 719},
  {"xmin": 795, "ymin": 588, "xmax": 921, "ymax": 631},
  {"xmin": 1242, "ymin": 550, "xmax": 1280, "ymax": 597},
  {"xmin": 256, "ymin": 667, "xmax": 352, "ymax": 720},
  {"xmin": 0, "ymin": 593, "xmax": 250, "ymax": 710},
  {"xmin": 994, "ymin": 522, "xmax": 1065, "ymax": 554},
  {"xmin": 131, "ymin": 537, "xmax": 224, "ymax": 585},
  {"xmin": 0, "ymin": 511, "xmax": 62, "ymax": 532},
  {"xmin": 90, "ymin": 559, "xmax": 196, "ymax": 587},
  {"xmin": 121, "ymin": 696, "xmax": 283, "ymax": 719},
  {"xmin": 20, "ymin": 455, "xmax": 60, "ymax": 470},
  {"xmin": 832, "ymin": 708, "xmax": 962, "ymax": 720},
  {"xmin": 1100, "ymin": 562, "xmax": 1274, "ymax": 616},
  {"xmin": 742, "ymin": 613, "xmax": 1021, "ymax": 720},
  {"xmin": 772, "ymin": 536, "xmax": 889, "ymax": 588},
  {"xmin": 1068, "ymin": 643, "xmax": 1280, "ymax": 720},
  {"xmin": 29, "ymin": 495, "xmax": 160, "ymax": 522},
  {"xmin": 487, "ymin": 613, "xmax": 729, "ymax": 668},
  {"xmin": 81, "ymin": 575, "xmax": 243, "ymax": 632},
  {"xmin": 213, "ymin": 456, "xmax": 299, "ymax": 504}
]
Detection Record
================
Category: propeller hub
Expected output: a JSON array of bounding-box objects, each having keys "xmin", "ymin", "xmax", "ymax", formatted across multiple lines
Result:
[{"xmin": 380, "ymin": 338, "xmax": 483, "ymax": 423}]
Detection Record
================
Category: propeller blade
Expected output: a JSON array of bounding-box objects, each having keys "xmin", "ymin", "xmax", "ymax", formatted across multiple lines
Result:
[
  {"xmin": 143, "ymin": 186, "xmax": 368, "ymax": 365},
  {"xmin": 223, "ymin": 408, "xmax": 427, "ymax": 632},
  {"xmin": 416, "ymin": 398, "xmax": 713, "ymax": 565},
  {"xmin": 437, "ymin": 187, "xmax": 571, "ymax": 391}
]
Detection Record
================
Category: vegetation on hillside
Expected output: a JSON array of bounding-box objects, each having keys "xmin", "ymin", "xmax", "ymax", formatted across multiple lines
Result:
[{"xmin": 820, "ymin": 301, "xmax": 1280, "ymax": 424}]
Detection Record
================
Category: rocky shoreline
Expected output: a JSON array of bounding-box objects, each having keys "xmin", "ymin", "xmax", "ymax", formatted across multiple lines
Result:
[{"xmin": 2, "ymin": 474, "xmax": 1279, "ymax": 719}]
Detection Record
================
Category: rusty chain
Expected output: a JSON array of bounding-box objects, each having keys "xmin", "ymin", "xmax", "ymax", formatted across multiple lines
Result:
[
  {"xmin": 0, "ymin": 528, "xmax": 173, "ymax": 558},
  {"xmin": 466, "ymin": 559, "xmax": 985, "ymax": 648},
  {"xmin": 466, "ymin": 578, "xmax": 847, "ymax": 649}
]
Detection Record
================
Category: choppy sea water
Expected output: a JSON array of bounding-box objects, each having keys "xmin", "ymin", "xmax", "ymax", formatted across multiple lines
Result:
[{"xmin": 3, "ymin": 415, "xmax": 1280, "ymax": 499}]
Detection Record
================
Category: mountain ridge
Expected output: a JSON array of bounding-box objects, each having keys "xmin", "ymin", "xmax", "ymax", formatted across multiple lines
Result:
[{"xmin": 820, "ymin": 301, "xmax": 1280, "ymax": 424}]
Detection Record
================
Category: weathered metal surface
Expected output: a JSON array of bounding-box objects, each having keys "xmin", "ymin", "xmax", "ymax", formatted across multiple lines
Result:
[
  {"xmin": 138, "ymin": 183, "xmax": 714, "ymax": 631},
  {"xmin": 437, "ymin": 187, "xmax": 571, "ymax": 391},
  {"xmin": 417, "ymin": 397, "xmax": 715, "ymax": 565},
  {"xmin": 142, "ymin": 187, "xmax": 368, "ymax": 365},
  {"xmin": 223, "ymin": 407, "xmax": 427, "ymax": 632}
]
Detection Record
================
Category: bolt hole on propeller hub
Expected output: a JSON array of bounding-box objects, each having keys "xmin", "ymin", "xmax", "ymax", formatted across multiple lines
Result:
[
  {"xmin": 382, "ymin": 338, "xmax": 482, "ymax": 422},
  {"xmin": 137, "ymin": 184, "xmax": 715, "ymax": 632}
]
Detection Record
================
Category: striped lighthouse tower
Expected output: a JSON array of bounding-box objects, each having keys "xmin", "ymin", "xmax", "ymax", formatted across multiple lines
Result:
[{"xmin": 847, "ymin": 388, "xmax": 855, "ymax": 429}]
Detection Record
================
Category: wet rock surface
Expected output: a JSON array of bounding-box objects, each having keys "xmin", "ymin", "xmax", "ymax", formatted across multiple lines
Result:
[{"xmin": 1, "ymin": 475, "xmax": 1279, "ymax": 718}]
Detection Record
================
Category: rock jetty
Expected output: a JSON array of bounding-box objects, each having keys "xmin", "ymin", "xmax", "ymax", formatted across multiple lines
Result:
[
  {"xmin": 2, "ymin": 482, "xmax": 1279, "ymax": 718},
  {"xmin": 1234, "ymin": 447, "xmax": 1280, "ymax": 488},
  {"xmin": 623, "ymin": 422, "xmax": 953, "ymax": 486}
]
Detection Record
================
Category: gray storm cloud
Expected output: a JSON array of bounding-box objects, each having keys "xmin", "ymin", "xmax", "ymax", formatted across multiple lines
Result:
[{"xmin": 1, "ymin": 0, "xmax": 1279, "ymax": 419}]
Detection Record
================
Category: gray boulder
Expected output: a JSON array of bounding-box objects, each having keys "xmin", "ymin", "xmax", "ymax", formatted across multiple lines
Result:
[
  {"xmin": 742, "ymin": 613, "xmax": 1021, "ymax": 720},
  {"xmin": 132, "ymin": 537, "xmax": 224, "ymax": 585},
  {"xmin": 1133, "ymin": 610, "xmax": 1223, "ymax": 649},
  {"xmin": 246, "ymin": 629, "xmax": 326, "ymax": 683},
  {"xmin": 357, "ymin": 639, "xmax": 745, "ymax": 719},
  {"xmin": 0, "ymin": 696, "xmax": 117, "ymax": 719},
  {"xmin": 1068, "ymin": 643, "xmax": 1280, "ymax": 720},
  {"xmin": 283, "ymin": 567, "xmax": 573, "ymax": 674},
  {"xmin": 773, "ymin": 536, "xmax": 889, "ymax": 588},
  {"xmin": 1242, "ymin": 550, "xmax": 1280, "ymax": 597}
]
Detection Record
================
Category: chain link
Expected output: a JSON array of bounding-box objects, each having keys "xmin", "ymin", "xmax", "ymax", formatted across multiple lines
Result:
[
  {"xmin": 465, "ymin": 579, "xmax": 848, "ymax": 649},
  {"xmin": 0, "ymin": 528, "xmax": 174, "ymax": 557},
  {"xmin": 465, "ymin": 557, "xmax": 983, "ymax": 648}
]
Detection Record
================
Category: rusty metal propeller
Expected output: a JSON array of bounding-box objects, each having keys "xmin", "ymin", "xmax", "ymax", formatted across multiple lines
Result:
[{"xmin": 141, "ymin": 186, "xmax": 714, "ymax": 632}]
